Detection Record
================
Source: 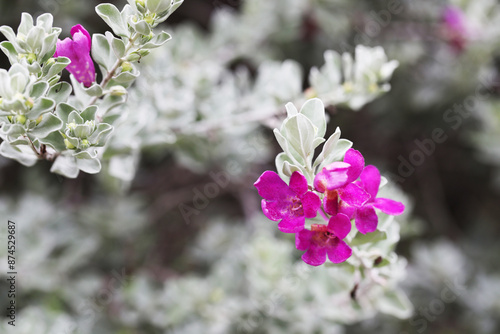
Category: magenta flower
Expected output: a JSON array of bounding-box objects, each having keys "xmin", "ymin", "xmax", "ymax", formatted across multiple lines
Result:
[
  {"xmin": 314, "ymin": 148, "xmax": 370, "ymax": 210},
  {"xmin": 295, "ymin": 213, "xmax": 352, "ymax": 266},
  {"xmin": 254, "ymin": 171, "xmax": 321, "ymax": 233},
  {"xmin": 54, "ymin": 24, "xmax": 96, "ymax": 87},
  {"xmin": 345, "ymin": 165, "xmax": 405, "ymax": 234},
  {"xmin": 441, "ymin": 6, "xmax": 468, "ymax": 52}
]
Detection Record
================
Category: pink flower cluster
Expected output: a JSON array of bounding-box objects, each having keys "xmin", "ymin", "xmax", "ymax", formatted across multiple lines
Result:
[{"xmin": 254, "ymin": 148, "xmax": 404, "ymax": 266}]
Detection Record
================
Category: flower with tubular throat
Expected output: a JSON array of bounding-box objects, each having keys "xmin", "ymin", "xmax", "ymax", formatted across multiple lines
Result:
[
  {"xmin": 314, "ymin": 148, "xmax": 370, "ymax": 210},
  {"xmin": 341, "ymin": 165, "xmax": 405, "ymax": 234},
  {"xmin": 54, "ymin": 24, "xmax": 96, "ymax": 87},
  {"xmin": 296, "ymin": 213, "xmax": 352, "ymax": 266},
  {"xmin": 254, "ymin": 171, "xmax": 321, "ymax": 233}
]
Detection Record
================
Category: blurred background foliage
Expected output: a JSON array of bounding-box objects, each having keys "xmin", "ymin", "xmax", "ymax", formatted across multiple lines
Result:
[{"xmin": 1, "ymin": 0, "xmax": 500, "ymax": 333}]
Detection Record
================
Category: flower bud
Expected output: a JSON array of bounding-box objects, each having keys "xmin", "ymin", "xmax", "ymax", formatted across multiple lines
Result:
[
  {"xmin": 16, "ymin": 115, "xmax": 26, "ymax": 125},
  {"xmin": 109, "ymin": 85, "xmax": 128, "ymax": 96},
  {"xmin": 66, "ymin": 122, "xmax": 77, "ymax": 132},
  {"xmin": 126, "ymin": 49, "xmax": 150, "ymax": 63},
  {"xmin": 135, "ymin": 0, "xmax": 147, "ymax": 13},
  {"xmin": 64, "ymin": 139, "xmax": 75, "ymax": 149},
  {"xmin": 138, "ymin": 49, "xmax": 150, "ymax": 58},
  {"xmin": 27, "ymin": 53, "xmax": 37, "ymax": 64},
  {"xmin": 124, "ymin": 52, "xmax": 141, "ymax": 62},
  {"xmin": 121, "ymin": 61, "xmax": 134, "ymax": 72},
  {"xmin": 25, "ymin": 97, "xmax": 34, "ymax": 109},
  {"xmin": 342, "ymin": 82, "xmax": 353, "ymax": 93},
  {"xmin": 141, "ymin": 31, "xmax": 154, "ymax": 44},
  {"xmin": 304, "ymin": 87, "xmax": 317, "ymax": 99},
  {"xmin": 36, "ymin": 115, "xmax": 43, "ymax": 125},
  {"xmin": 144, "ymin": 13, "xmax": 156, "ymax": 26},
  {"xmin": 80, "ymin": 139, "xmax": 90, "ymax": 149}
]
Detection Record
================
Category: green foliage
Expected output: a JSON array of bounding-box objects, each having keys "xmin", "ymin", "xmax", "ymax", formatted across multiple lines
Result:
[
  {"xmin": 309, "ymin": 46, "xmax": 399, "ymax": 110},
  {"xmin": 0, "ymin": 1, "xmax": 183, "ymax": 177},
  {"xmin": 273, "ymin": 98, "xmax": 351, "ymax": 183},
  {"xmin": 0, "ymin": 13, "xmax": 61, "ymax": 73}
]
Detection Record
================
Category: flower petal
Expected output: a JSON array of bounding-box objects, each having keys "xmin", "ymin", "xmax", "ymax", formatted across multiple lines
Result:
[
  {"xmin": 55, "ymin": 37, "xmax": 77, "ymax": 60},
  {"xmin": 359, "ymin": 165, "xmax": 380, "ymax": 199},
  {"xmin": 302, "ymin": 191, "xmax": 321, "ymax": 218},
  {"xmin": 338, "ymin": 183, "xmax": 370, "ymax": 207},
  {"xmin": 373, "ymin": 198, "xmax": 405, "ymax": 215},
  {"xmin": 344, "ymin": 148, "xmax": 364, "ymax": 183},
  {"xmin": 289, "ymin": 171, "xmax": 308, "ymax": 195},
  {"xmin": 326, "ymin": 239, "xmax": 352, "ymax": 263},
  {"xmin": 296, "ymin": 229, "xmax": 313, "ymax": 251},
  {"xmin": 70, "ymin": 24, "xmax": 91, "ymax": 52},
  {"xmin": 338, "ymin": 201, "xmax": 356, "ymax": 219},
  {"xmin": 302, "ymin": 244, "xmax": 327, "ymax": 266},
  {"xmin": 327, "ymin": 213, "xmax": 352, "ymax": 240},
  {"xmin": 261, "ymin": 199, "xmax": 284, "ymax": 221},
  {"xmin": 72, "ymin": 54, "xmax": 96, "ymax": 87},
  {"xmin": 72, "ymin": 30, "xmax": 91, "ymax": 56},
  {"xmin": 314, "ymin": 162, "xmax": 350, "ymax": 193},
  {"xmin": 323, "ymin": 190, "xmax": 338, "ymax": 216},
  {"xmin": 355, "ymin": 205, "xmax": 378, "ymax": 234},
  {"xmin": 278, "ymin": 215, "xmax": 305, "ymax": 233},
  {"xmin": 254, "ymin": 171, "xmax": 293, "ymax": 201}
]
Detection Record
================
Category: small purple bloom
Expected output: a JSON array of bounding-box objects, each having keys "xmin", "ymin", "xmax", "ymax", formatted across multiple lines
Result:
[
  {"xmin": 55, "ymin": 24, "xmax": 96, "ymax": 87},
  {"xmin": 296, "ymin": 213, "xmax": 352, "ymax": 266},
  {"xmin": 254, "ymin": 171, "xmax": 321, "ymax": 233},
  {"xmin": 314, "ymin": 148, "xmax": 370, "ymax": 209},
  {"xmin": 441, "ymin": 6, "xmax": 468, "ymax": 52},
  {"xmin": 346, "ymin": 165, "xmax": 405, "ymax": 234}
]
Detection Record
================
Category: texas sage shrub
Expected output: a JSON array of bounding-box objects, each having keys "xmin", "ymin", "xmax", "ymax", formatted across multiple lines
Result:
[{"xmin": 0, "ymin": 0, "xmax": 418, "ymax": 332}]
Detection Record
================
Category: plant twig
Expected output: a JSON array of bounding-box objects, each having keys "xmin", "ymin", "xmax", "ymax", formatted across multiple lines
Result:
[
  {"xmin": 87, "ymin": 33, "xmax": 140, "ymax": 107},
  {"xmin": 25, "ymin": 135, "xmax": 41, "ymax": 158}
]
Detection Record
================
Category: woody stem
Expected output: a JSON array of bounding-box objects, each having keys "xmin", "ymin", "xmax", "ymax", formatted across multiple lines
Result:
[
  {"xmin": 87, "ymin": 33, "xmax": 140, "ymax": 107},
  {"xmin": 25, "ymin": 135, "xmax": 41, "ymax": 158}
]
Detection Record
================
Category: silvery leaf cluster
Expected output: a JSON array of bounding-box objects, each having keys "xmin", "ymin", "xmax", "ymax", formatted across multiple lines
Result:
[
  {"xmin": 274, "ymin": 98, "xmax": 351, "ymax": 184},
  {"xmin": 309, "ymin": 46, "xmax": 399, "ymax": 110},
  {"xmin": 114, "ymin": 215, "xmax": 412, "ymax": 333},
  {"xmin": 0, "ymin": 0, "xmax": 183, "ymax": 178}
]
